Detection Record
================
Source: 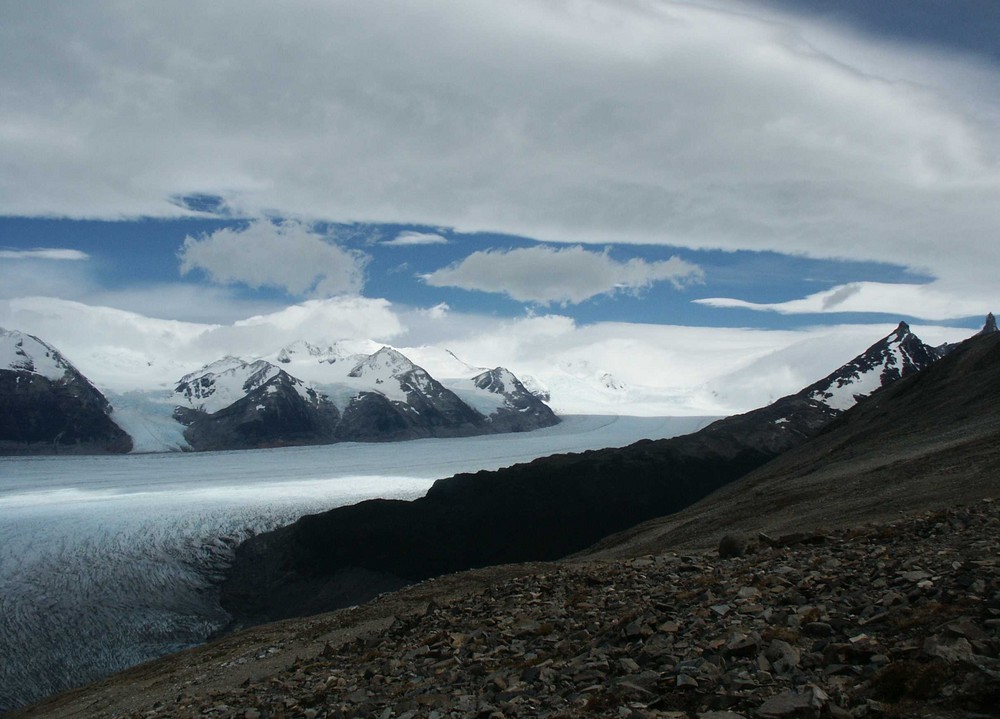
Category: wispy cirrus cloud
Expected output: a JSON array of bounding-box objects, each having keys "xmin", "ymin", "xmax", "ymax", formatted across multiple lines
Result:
[
  {"xmin": 422, "ymin": 245, "xmax": 703, "ymax": 305},
  {"xmin": 695, "ymin": 281, "xmax": 992, "ymax": 321},
  {"xmin": 0, "ymin": 248, "xmax": 89, "ymax": 261},
  {"xmin": 383, "ymin": 231, "xmax": 449, "ymax": 247}
]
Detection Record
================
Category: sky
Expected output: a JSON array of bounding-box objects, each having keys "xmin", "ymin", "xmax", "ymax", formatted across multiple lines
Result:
[{"xmin": 1, "ymin": 0, "xmax": 998, "ymax": 413}]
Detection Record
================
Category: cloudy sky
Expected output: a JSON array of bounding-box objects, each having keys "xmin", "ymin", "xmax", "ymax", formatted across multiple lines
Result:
[{"xmin": 1, "ymin": 0, "xmax": 997, "ymax": 411}]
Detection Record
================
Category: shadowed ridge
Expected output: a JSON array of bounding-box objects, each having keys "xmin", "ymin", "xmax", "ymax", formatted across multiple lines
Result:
[{"xmin": 584, "ymin": 329, "xmax": 1000, "ymax": 560}]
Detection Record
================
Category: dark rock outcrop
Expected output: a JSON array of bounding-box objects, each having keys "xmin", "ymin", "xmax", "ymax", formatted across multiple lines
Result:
[{"xmin": 219, "ymin": 385, "xmax": 837, "ymax": 625}]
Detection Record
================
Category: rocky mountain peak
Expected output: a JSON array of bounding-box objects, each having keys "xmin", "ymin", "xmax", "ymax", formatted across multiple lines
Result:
[
  {"xmin": 348, "ymin": 346, "xmax": 417, "ymax": 380},
  {"xmin": 977, "ymin": 312, "xmax": 997, "ymax": 336},
  {"xmin": 800, "ymin": 321, "xmax": 939, "ymax": 412},
  {"xmin": 174, "ymin": 356, "xmax": 286, "ymax": 414},
  {"xmin": 472, "ymin": 367, "xmax": 519, "ymax": 394}
]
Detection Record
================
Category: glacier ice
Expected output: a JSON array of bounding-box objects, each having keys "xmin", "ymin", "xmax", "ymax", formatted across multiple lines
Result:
[{"xmin": 0, "ymin": 415, "xmax": 714, "ymax": 711}]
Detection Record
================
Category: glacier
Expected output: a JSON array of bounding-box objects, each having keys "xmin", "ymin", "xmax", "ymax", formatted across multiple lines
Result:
[{"xmin": 0, "ymin": 414, "xmax": 713, "ymax": 712}]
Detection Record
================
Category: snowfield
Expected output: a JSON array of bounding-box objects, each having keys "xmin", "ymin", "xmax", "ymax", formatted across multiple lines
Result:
[{"xmin": 0, "ymin": 415, "xmax": 714, "ymax": 712}]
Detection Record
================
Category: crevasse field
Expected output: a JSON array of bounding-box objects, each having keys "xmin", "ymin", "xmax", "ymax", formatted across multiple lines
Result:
[{"xmin": 0, "ymin": 415, "xmax": 713, "ymax": 712}]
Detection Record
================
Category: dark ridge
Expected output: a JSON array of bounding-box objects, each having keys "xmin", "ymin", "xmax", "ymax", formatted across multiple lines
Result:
[{"xmin": 220, "ymin": 391, "xmax": 835, "ymax": 625}]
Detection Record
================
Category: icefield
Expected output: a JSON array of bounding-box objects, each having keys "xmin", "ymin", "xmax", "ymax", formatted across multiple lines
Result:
[{"xmin": 0, "ymin": 415, "xmax": 714, "ymax": 711}]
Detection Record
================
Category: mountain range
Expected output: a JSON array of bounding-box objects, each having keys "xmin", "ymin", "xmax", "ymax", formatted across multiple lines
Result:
[
  {"xmin": 220, "ymin": 318, "xmax": 988, "ymax": 624},
  {"xmin": 0, "ymin": 333, "xmax": 559, "ymax": 454},
  {"xmin": 15, "ymin": 315, "xmax": 1000, "ymax": 718}
]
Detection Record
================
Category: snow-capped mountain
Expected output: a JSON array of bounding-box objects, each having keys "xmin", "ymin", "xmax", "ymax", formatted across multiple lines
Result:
[
  {"xmin": 697, "ymin": 321, "xmax": 948, "ymax": 456},
  {"xmin": 462, "ymin": 367, "xmax": 559, "ymax": 432},
  {"xmin": 0, "ymin": 328, "xmax": 131, "ymax": 453},
  {"xmin": 799, "ymin": 321, "xmax": 941, "ymax": 411},
  {"xmin": 336, "ymin": 347, "xmax": 487, "ymax": 441},
  {"xmin": 175, "ymin": 368, "xmax": 340, "ymax": 452},
  {"xmin": 175, "ymin": 357, "xmax": 291, "ymax": 414},
  {"xmin": 1, "ymin": 326, "xmax": 76, "ymax": 380},
  {"xmin": 1, "ymin": 317, "xmax": 985, "ymax": 455},
  {"xmin": 272, "ymin": 339, "xmax": 385, "ymax": 372}
]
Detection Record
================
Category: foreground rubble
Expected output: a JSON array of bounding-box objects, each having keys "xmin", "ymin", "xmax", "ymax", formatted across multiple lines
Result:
[{"xmin": 119, "ymin": 499, "xmax": 1000, "ymax": 719}]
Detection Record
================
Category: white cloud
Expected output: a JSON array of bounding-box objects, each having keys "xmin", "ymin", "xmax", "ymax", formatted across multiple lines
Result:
[
  {"xmin": 0, "ymin": 248, "xmax": 89, "ymax": 261},
  {"xmin": 422, "ymin": 245, "xmax": 704, "ymax": 304},
  {"xmin": 0, "ymin": 249, "xmax": 290, "ymax": 324},
  {"xmin": 2, "ymin": 1, "xmax": 998, "ymax": 314},
  {"xmin": 384, "ymin": 231, "xmax": 449, "ymax": 246},
  {"xmin": 1, "ymin": 294, "xmax": 975, "ymax": 411},
  {"xmin": 695, "ymin": 281, "xmax": 993, "ymax": 321},
  {"xmin": 414, "ymin": 313, "xmax": 974, "ymax": 414},
  {"xmin": 425, "ymin": 302, "xmax": 451, "ymax": 319},
  {"xmin": 0, "ymin": 296, "xmax": 404, "ymax": 391},
  {"xmin": 179, "ymin": 219, "xmax": 368, "ymax": 296}
]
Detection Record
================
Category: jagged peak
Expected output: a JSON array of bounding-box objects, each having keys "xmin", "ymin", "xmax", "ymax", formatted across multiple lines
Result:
[
  {"xmin": 978, "ymin": 313, "xmax": 997, "ymax": 336},
  {"xmin": 473, "ymin": 367, "xmax": 520, "ymax": 394},
  {"xmin": 800, "ymin": 321, "xmax": 938, "ymax": 412}
]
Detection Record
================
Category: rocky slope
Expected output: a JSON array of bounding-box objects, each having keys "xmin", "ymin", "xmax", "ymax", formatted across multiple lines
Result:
[
  {"xmin": 0, "ymin": 328, "xmax": 131, "ymax": 454},
  {"xmin": 14, "ymin": 507, "xmax": 999, "ymax": 718},
  {"xmin": 218, "ymin": 323, "xmax": 944, "ymax": 625}
]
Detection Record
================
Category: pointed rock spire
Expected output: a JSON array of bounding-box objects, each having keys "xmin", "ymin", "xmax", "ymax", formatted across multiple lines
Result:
[{"xmin": 977, "ymin": 313, "xmax": 997, "ymax": 336}]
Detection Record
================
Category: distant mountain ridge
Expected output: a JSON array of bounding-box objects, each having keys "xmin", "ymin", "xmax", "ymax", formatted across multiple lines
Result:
[
  {"xmin": 3, "ymin": 317, "xmax": 993, "ymax": 455},
  {"xmin": 219, "ymin": 318, "xmax": 975, "ymax": 624},
  {"xmin": 173, "ymin": 345, "xmax": 559, "ymax": 450}
]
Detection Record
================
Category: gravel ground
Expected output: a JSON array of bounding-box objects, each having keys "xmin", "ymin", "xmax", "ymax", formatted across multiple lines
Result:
[{"xmin": 14, "ymin": 499, "xmax": 1000, "ymax": 719}]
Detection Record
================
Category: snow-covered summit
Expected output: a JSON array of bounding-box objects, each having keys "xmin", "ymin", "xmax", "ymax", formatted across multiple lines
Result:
[
  {"xmin": 472, "ymin": 367, "xmax": 521, "ymax": 395},
  {"xmin": 175, "ymin": 357, "xmax": 300, "ymax": 414},
  {"xmin": 274, "ymin": 341, "xmax": 328, "ymax": 364},
  {"xmin": 0, "ymin": 327, "xmax": 76, "ymax": 381},
  {"xmin": 802, "ymin": 321, "xmax": 940, "ymax": 411},
  {"xmin": 348, "ymin": 347, "xmax": 418, "ymax": 382}
]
